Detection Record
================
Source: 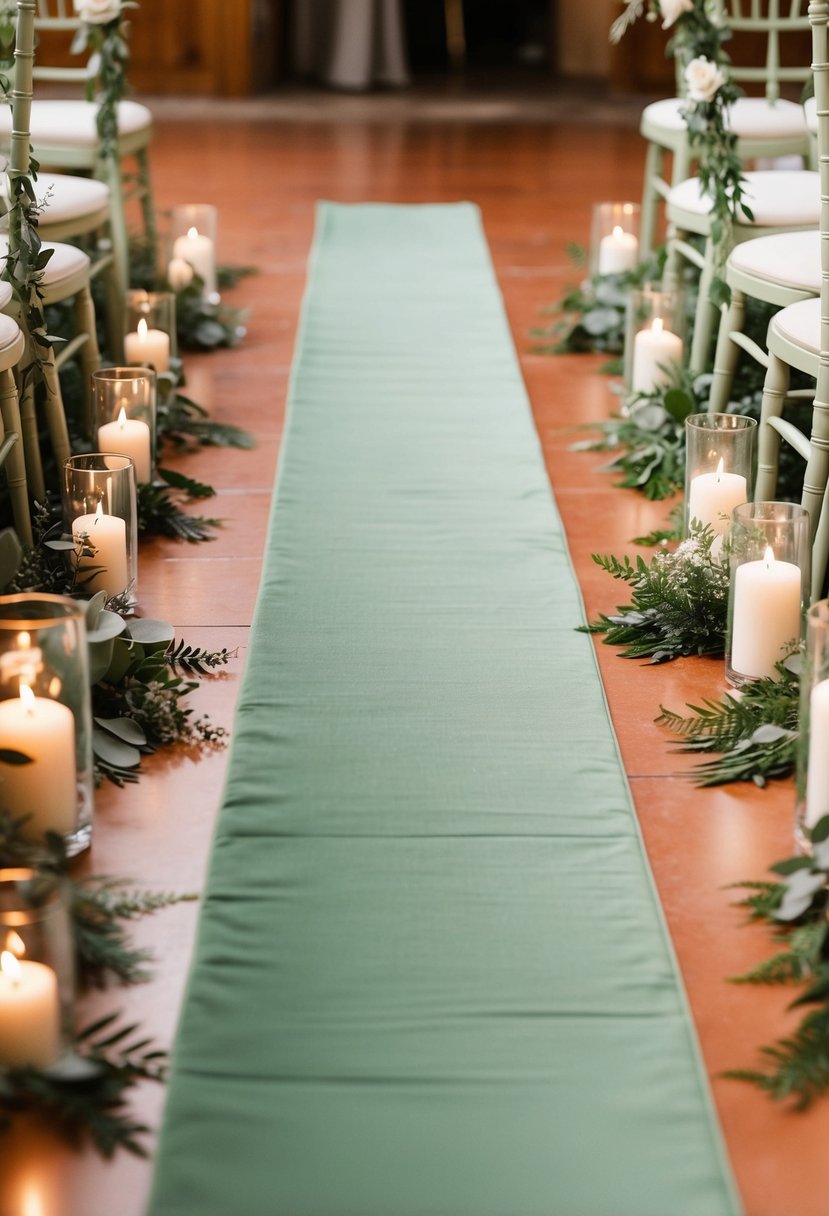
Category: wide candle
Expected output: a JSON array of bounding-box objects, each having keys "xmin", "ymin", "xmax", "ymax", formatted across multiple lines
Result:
[
  {"xmin": 98, "ymin": 407, "xmax": 151, "ymax": 484},
  {"xmin": 124, "ymin": 317, "xmax": 170, "ymax": 373},
  {"xmin": 632, "ymin": 317, "xmax": 684, "ymax": 395},
  {"xmin": 688, "ymin": 458, "xmax": 747, "ymax": 536},
  {"xmin": 0, "ymin": 682, "xmax": 76, "ymax": 839},
  {"xmin": 730, "ymin": 545, "xmax": 802, "ymax": 680},
  {"xmin": 172, "ymin": 226, "xmax": 216, "ymax": 297},
  {"xmin": 72, "ymin": 502, "xmax": 129, "ymax": 599},
  {"xmin": 0, "ymin": 947, "xmax": 61, "ymax": 1068},
  {"xmin": 598, "ymin": 225, "xmax": 639, "ymax": 275},
  {"xmin": 805, "ymin": 679, "xmax": 829, "ymax": 828}
]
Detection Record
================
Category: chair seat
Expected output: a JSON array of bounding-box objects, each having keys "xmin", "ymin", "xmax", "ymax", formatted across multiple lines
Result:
[
  {"xmin": 642, "ymin": 95, "xmax": 808, "ymax": 140},
  {"xmin": 772, "ymin": 295, "xmax": 820, "ymax": 354},
  {"xmin": 0, "ymin": 313, "xmax": 25, "ymax": 368},
  {"xmin": 0, "ymin": 237, "xmax": 91, "ymax": 299},
  {"xmin": 0, "ymin": 282, "xmax": 13, "ymax": 311},
  {"xmin": 0, "ymin": 99, "xmax": 151, "ymax": 148},
  {"xmin": 668, "ymin": 170, "xmax": 820, "ymax": 227},
  {"xmin": 34, "ymin": 171, "xmax": 110, "ymax": 224},
  {"xmin": 729, "ymin": 228, "xmax": 821, "ymax": 291}
]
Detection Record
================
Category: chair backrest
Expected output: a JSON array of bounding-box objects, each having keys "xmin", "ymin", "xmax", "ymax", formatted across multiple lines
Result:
[
  {"xmin": 715, "ymin": 0, "xmax": 812, "ymax": 102},
  {"xmin": 29, "ymin": 1, "xmax": 88, "ymax": 89}
]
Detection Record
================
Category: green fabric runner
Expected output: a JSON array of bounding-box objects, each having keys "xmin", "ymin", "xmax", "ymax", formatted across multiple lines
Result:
[{"xmin": 148, "ymin": 203, "xmax": 741, "ymax": 1216}]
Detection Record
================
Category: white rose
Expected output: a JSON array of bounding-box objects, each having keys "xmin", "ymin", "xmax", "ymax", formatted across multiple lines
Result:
[
  {"xmin": 167, "ymin": 257, "xmax": 194, "ymax": 291},
  {"xmin": 74, "ymin": 0, "xmax": 121, "ymax": 24},
  {"xmin": 684, "ymin": 55, "xmax": 726, "ymax": 103},
  {"xmin": 659, "ymin": 0, "xmax": 694, "ymax": 29}
]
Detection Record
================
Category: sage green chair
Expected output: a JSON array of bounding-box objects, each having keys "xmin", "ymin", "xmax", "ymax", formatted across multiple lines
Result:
[
  {"xmin": 753, "ymin": 0, "xmax": 829, "ymax": 601},
  {"xmin": 640, "ymin": 0, "xmax": 812, "ymax": 257},
  {"xmin": 0, "ymin": 285, "xmax": 31, "ymax": 546}
]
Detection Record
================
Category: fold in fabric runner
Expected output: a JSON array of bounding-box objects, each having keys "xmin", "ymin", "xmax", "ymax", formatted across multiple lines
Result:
[{"xmin": 148, "ymin": 202, "xmax": 741, "ymax": 1216}]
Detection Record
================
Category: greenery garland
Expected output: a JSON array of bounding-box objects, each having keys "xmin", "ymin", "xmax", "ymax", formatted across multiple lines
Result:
[
  {"xmin": 726, "ymin": 814, "xmax": 829, "ymax": 1108},
  {"xmin": 610, "ymin": 0, "xmax": 749, "ymax": 305},
  {"xmin": 71, "ymin": 1, "xmax": 138, "ymax": 160}
]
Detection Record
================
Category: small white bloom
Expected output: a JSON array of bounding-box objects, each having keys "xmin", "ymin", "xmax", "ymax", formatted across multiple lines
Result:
[
  {"xmin": 659, "ymin": 0, "xmax": 694, "ymax": 29},
  {"xmin": 74, "ymin": 0, "xmax": 121, "ymax": 25},
  {"xmin": 684, "ymin": 55, "xmax": 726, "ymax": 104},
  {"xmin": 167, "ymin": 257, "xmax": 194, "ymax": 291}
]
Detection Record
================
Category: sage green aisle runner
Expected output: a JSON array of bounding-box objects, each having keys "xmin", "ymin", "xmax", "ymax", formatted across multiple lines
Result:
[{"xmin": 149, "ymin": 203, "xmax": 740, "ymax": 1216}]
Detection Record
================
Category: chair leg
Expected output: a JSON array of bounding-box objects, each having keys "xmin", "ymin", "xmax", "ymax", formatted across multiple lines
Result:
[
  {"xmin": 803, "ymin": 370, "xmax": 829, "ymax": 545},
  {"xmin": 640, "ymin": 140, "xmax": 664, "ymax": 259},
  {"xmin": 709, "ymin": 287, "xmax": 746, "ymax": 413},
  {"xmin": 18, "ymin": 377, "xmax": 46, "ymax": 506},
  {"xmin": 0, "ymin": 368, "xmax": 32, "ymax": 546},
  {"xmin": 689, "ymin": 240, "xmax": 718, "ymax": 374},
  {"xmin": 755, "ymin": 352, "xmax": 790, "ymax": 501},
  {"xmin": 40, "ymin": 348, "xmax": 72, "ymax": 478},
  {"xmin": 73, "ymin": 284, "xmax": 102, "ymax": 442}
]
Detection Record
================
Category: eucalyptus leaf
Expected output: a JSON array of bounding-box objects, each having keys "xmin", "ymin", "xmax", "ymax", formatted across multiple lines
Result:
[
  {"xmin": 751, "ymin": 724, "xmax": 797, "ymax": 746},
  {"xmin": 126, "ymin": 619, "xmax": 174, "ymax": 650},
  {"xmin": 581, "ymin": 307, "xmax": 622, "ymax": 337},
  {"xmin": 0, "ymin": 748, "xmax": 33, "ymax": 766},
  {"xmin": 92, "ymin": 728, "xmax": 141, "ymax": 771},
  {"xmin": 94, "ymin": 717, "xmax": 147, "ymax": 747}
]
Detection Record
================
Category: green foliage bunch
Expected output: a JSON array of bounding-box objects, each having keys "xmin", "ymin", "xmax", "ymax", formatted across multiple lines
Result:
[{"xmin": 71, "ymin": 1, "xmax": 138, "ymax": 158}]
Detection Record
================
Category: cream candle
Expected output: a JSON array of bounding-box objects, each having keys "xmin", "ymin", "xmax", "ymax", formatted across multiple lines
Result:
[
  {"xmin": 598, "ymin": 225, "xmax": 639, "ymax": 275},
  {"xmin": 730, "ymin": 546, "xmax": 802, "ymax": 680},
  {"xmin": 805, "ymin": 679, "xmax": 829, "ymax": 828},
  {"xmin": 0, "ymin": 683, "xmax": 76, "ymax": 839},
  {"xmin": 98, "ymin": 408, "xmax": 151, "ymax": 484},
  {"xmin": 632, "ymin": 318, "xmax": 684, "ymax": 395},
  {"xmin": 72, "ymin": 502, "xmax": 129, "ymax": 599},
  {"xmin": 172, "ymin": 226, "xmax": 216, "ymax": 297},
  {"xmin": 124, "ymin": 317, "xmax": 170, "ymax": 373},
  {"xmin": 688, "ymin": 458, "xmax": 747, "ymax": 536},
  {"xmin": 0, "ymin": 948, "xmax": 61, "ymax": 1068}
]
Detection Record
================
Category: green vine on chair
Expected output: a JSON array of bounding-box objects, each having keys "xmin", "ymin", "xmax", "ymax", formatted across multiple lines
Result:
[
  {"xmin": 71, "ymin": 1, "xmax": 138, "ymax": 160},
  {"xmin": 611, "ymin": 0, "xmax": 751, "ymax": 305}
]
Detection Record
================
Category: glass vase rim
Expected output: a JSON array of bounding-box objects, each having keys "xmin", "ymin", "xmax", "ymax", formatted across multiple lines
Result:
[
  {"xmin": 685, "ymin": 412, "xmax": 758, "ymax": 432},
  {"xmin": 91, "ymin": 366, "xmax": 158, "ymax": 384},
  {"xmin": 0, "ymin": 866, "xmax": 62, "ymax": 916},
  {"xmin": 0, "ymin": 592, "xmax": 85, "ymax": 629},
  {"xmin": 733, "ymin": 500, "xmax": 809, "ymax": 523},
  {"xmin": 63, "ymin": 453, "xmax": 135, "ymax": 473}
]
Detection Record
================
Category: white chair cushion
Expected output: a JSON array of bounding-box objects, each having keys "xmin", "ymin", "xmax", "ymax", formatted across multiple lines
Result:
[
  {"xmin": 0, "ymin": 100, "xmax": 151, "ymax": 148},
  {"xmin": 0, "ymin": 236, "xmax": 90, "ymax": 292},
  {"xmin": 642, "ymin": 95, "xmax": 807, "ymax": 139},
  {"xmin": 773, "ymin": 296, "xmax": 820, "ymax": 353},
  {"xmin": 805, "ymin": 96, "xmax": 817, "ymax": 134},
  {"xmin": 0, "ymin": 281, "xmax": 13, "ymax": 310},
  {"xmin": 0, "ymin": 312, "xmax": 24, "ymax": 365},
  {"xmin": 729, "ymin": 228, "xmax": 820, "ymax": 291},
  {"xmin": 34, "ymin": 172, "xmax": 110, "ymax": 223},
  {"xmin": 668, "ymin": 170, "xmax": 820, "ymax": 227}
]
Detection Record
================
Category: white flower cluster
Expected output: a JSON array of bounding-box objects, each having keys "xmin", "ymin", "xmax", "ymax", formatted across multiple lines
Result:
[
  {"xmin": 684, "ymin": 55, "xmax": 726, "ymax": 103},
  {"xmin": 74, "ymin": 0, "xmax": 121, "ymax": 25},
  {"xmin": 658, "ymin": 0, "xmax": 694, "ymax": 30}
]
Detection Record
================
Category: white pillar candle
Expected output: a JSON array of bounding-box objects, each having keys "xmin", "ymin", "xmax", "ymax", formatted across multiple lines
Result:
[
  {"xmin": 124, "ymin": 317, "xmax": 170, "ymax": 373},
  {"xmin": 172, "ymin": 226, "xmax": 216, "ymax": 297},
  {"xmin": 72, "ymin": 503, "xmax": 129, "ymax": 599},
  {"xmin": 730, "ymin": 546, "xmax": 802, "ymax": 680},
  {"xmin": 805, "ymin": 678, "xmax": 829, "ymax": 828},
  {"xmin": 0, "ymin": 683, "xmax": 76, "ymax": 839},
  {"xmin": 98, "ymin": 408, "xmax": 151, "ymax": 484},
  {"xmin": 0, "ymin": 949, "xmax": 61, "ymax": 1069},
  {"xmin": 688, "ymin": 458, "xmax": 747, "ymax": 536},
  {"xmin": 632, "ymin": 317, "xmax": 684, "ymax": 395},
  {"xmin": 598, "ymin": 225, "xmax": 639, "ymax": 275}
]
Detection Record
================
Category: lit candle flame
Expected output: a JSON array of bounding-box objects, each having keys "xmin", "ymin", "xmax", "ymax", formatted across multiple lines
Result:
[
  {"xmin": 187, "ymin": 226, "xmax": 199, "ymax": 240},
  {"xmin": 1, "ymin": 949, "xmax": 21, "ymax": 984},
  {"xmin": 94, "ymin": 501, "xmax": 105, "ymax": 524},
  {"xmin": 5, "ymin": 929, "xmax": 24, "ymax": 956},
  {"xmin": 19, "ymin": 682, "xmax": 34, "ymax": 712},
  {"xmin": 715, "ymin": 457, "xmax": 724, "ymax": 483},
  {"xmin": 611, "ymin": 224, "xmax": 624, "ymax": 239},
  {"xmin": 652, "ymin": 317, "xmax": 664, "ymax": 335},
  {"xmin": 137, "ymin": 317, "xmax": 148, "ymax": 341},
  {"xmin": 764, "ymin": 545, "xmax": 775, "ymax": 568},
  {"xmin": 18, "ymin": 631, "xmax": 30, "ymax": 649},
  {"xmin": 117, "ymin": 407, "xmax": 128, "ymax": 431}
]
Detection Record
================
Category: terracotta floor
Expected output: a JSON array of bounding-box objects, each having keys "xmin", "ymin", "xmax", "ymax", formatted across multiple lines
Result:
[{"xmin": 4, "ymin": 93, "xmax": 828, "ymax": 1216}]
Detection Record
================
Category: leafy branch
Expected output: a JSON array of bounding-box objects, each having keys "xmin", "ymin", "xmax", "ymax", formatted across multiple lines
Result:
[
  {"xmin": 582, "ymin": 525, "xmax": 729, "ymax": 662},
  {"xmin": 725, "ymin": 815, "xmax": 829, "ymax": 1108}
]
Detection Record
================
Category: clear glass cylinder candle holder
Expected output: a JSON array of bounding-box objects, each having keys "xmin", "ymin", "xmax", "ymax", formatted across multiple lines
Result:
[
  {"xmin": 62, "ymin": 454, "xmax": 138, "ymax": 608},
  {"xmin": 125, "ymin": 289, "xmax": 177, "ymax": 368},
  {"xmin": 624, "ymin": 287, "xmax": 686, "ymax": 401},
  {"xmin": 92, "ymin": 367, "xmax": 156, "ymax": 485},
  {"xmin": 0, "ymin": 595, "xmax": 93, "ymax": 854},
  {"xmin": 684, "ymin": 413, "xmax": 756, "ymax": 539},
  {"xmin": 797, "ymin": 599, "xmax": 829, "ymax": 845},
  {"xmin": 168, "ymin": 203, "xmax": 217, "ymax": 299},
  {"xmin": 726, "ymin": 501, "xmax": 810, "ymax": 688},
  {"xmin": 589, "ymin": 201, "xmax": 641, "ymax": 278},
  {"xmin": 0, "ymin": 868, "xmax": 75, "ymax": 1069}
]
